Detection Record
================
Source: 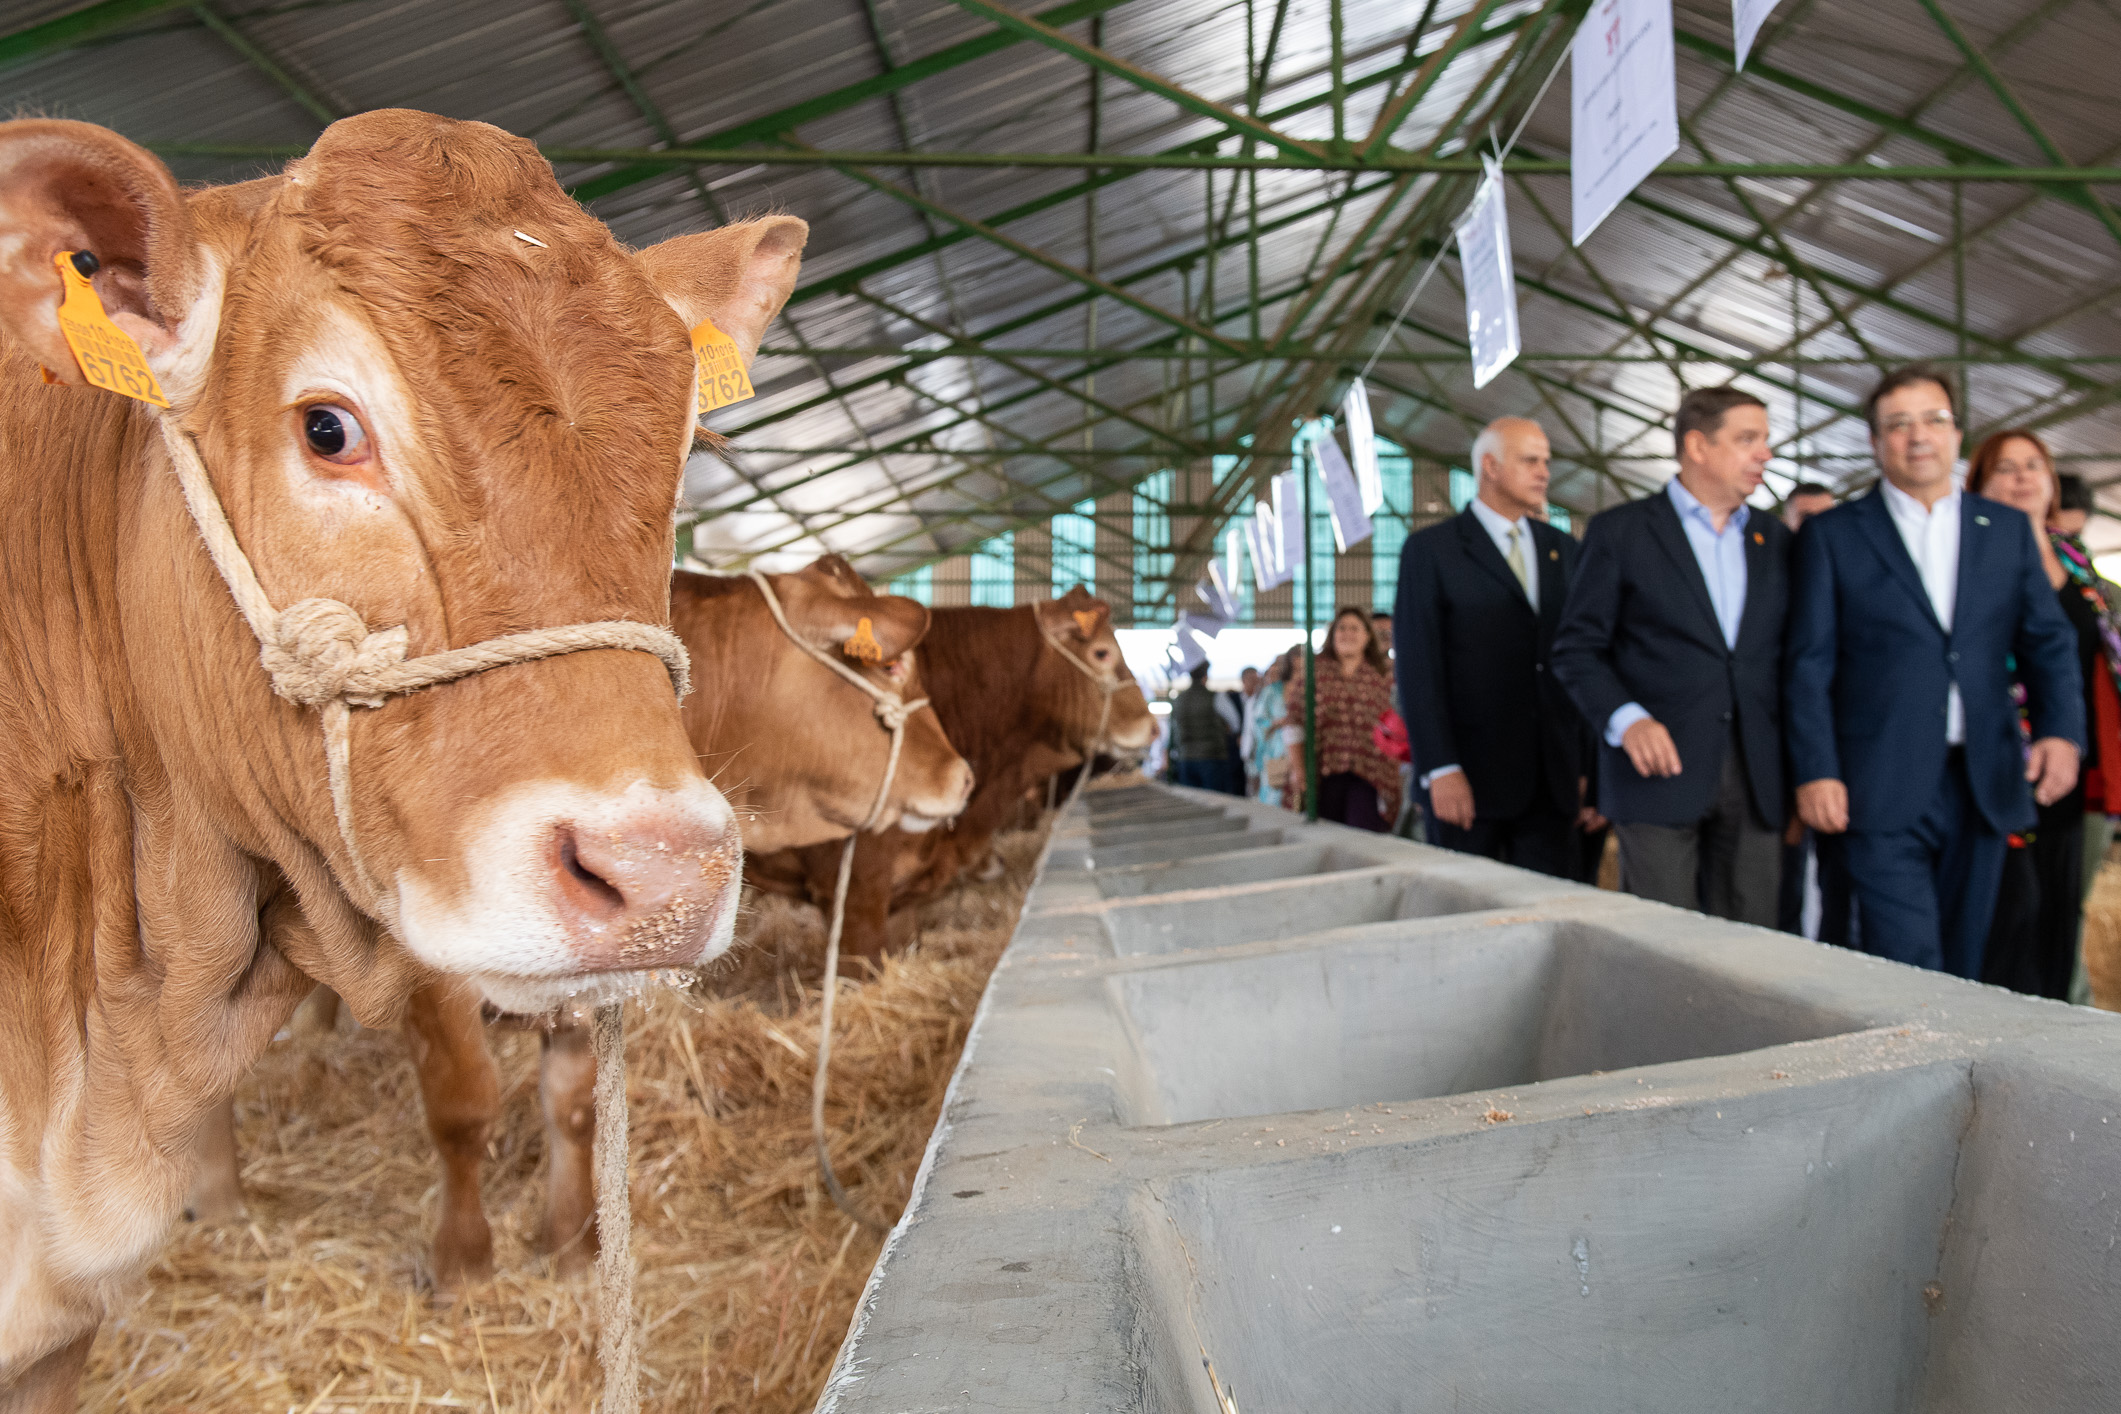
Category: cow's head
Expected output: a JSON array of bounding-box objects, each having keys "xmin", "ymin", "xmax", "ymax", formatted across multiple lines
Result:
[
  {"xmin": 1033, "ymin": 587, "xmax": 1156, "ymax": 755},
  {"xmin": 676, "ymin": 557, "xmax": 972, "ymax": 853},
  {"xmin": 0, "ymin": 113, "xmax": 806, "ymax": 1012}
]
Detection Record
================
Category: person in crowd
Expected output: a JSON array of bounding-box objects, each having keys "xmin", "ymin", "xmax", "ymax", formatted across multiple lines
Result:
[
  {"xmin": 1215, "ymin": 671, "xmax": 1248, "ymax": 789},
  {"xmin": 1786, "ymin": 364, "xmax": 2083, "ymax": 978},
  {"xmin": 1167, "ymin": 662, "xmax": 1240, "ymax": 795},
  {"xmin": 1773, "ymin": 486, "xmax": 1859, "ymax": 943},
  {"xmin": 1249, "ymin": 651, "xmax": 1293, "ymax": 805},
  {"xmin": 2054, "ymin": 474, "xmax": 2093, "ymax": 539},
  {"xmin": 1966, "ymin": 432, "xmax": 2121, "ymax": 998},
  {"xmin": 1290, "ymin": 606, "xmax": 1401, "ymax": 831},
  {"xmin": 2051, "ymin": 473, "xmax": 2121, "ymax": 1003},
  {"xmin": 1394, "ymin": 416, "xmax": 1590, "ymax": 875},
  {"xmin": 1783, "ymin": 483, "xmax": 1837, "ymax": 532},
  {"xmin": 1370, "ymin": 611, "xmax": 1394, "ymax": 657},
  {"xmin": 1553, "ymin": 386, "xmax": 1791, "ymax": 925},
  {"xmin": 1236, "ymin": 665, "xmax": 1265, "ymax": 796}
]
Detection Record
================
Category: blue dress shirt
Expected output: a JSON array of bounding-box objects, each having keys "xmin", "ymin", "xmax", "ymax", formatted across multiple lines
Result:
[{"xmin": 1605, "ymin": 476, "xmax": 1751, "ymax": 746}]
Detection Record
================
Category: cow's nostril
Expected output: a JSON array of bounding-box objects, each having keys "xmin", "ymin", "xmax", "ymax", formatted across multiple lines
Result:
[{"xmin": 553, "ymin": 826, "xmax": 625, "ymax": 921}]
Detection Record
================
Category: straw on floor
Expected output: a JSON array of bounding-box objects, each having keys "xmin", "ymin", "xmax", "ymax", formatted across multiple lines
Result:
[{"xmin": 79, "ymin": 819, "xmax": 1058, "ymax": 1413}]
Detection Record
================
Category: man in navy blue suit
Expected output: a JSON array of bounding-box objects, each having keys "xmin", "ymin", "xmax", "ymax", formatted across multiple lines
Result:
[
  {"xmin": 1552, "ymin": 386, "xmax": 1790, "ymax": 925},
  {"xmin": 1785, "ymin": 364, "xmax": 2083, "ymax": 977}
]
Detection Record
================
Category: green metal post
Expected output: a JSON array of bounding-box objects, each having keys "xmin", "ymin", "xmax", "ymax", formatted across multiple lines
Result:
[{"xmin": 1302, "ymin": 441, "xmax": 1319, "ymax": 822}]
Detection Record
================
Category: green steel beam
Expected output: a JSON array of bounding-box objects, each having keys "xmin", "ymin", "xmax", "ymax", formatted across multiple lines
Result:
[
  {"xmin": 1669, "ymin": 26, "xmax": 2114, "ymax": 225},
  {"xmin": 568, "ymin": 0, "xmax": 1137, "ymax": 202},
  {"xmin": 189, "ymin": 3, "xmax": 338, "ymax": 125},
  {"xmin": 944, "ymin": 0, "xmax": 1318, "ymax": 159},
  {"xmin": 757, "ymin": 345, "xmax": 2121, "ymax": 366},
  {"xmin": 1359, "ymin": 0, "xmax": 1509, "ymax": 160},
  {"xmin": 1913, "ymin": 0, "xmax": 2121, "ymax": 253},
  {"xmin": 134, "ymin": 141, "xmax": 2121, "ymax": 184},
  {"xmin": 0, "ymin": 0, "xmax": 188, "ymax": 71}
]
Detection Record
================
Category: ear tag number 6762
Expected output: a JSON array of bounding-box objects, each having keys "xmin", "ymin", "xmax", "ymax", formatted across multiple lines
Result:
[
  {"xmin": 690, "ymin": 317, "xmax": 753, "ymax": 413},
  {"xmin": 50, "ymin": 252, "xmax": 167, "ymax": 408}
]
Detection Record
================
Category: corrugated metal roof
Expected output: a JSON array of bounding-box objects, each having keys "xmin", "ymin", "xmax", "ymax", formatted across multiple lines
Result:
[{"xmin": 2, "ymin": 0, "xmax": 2117, "ymax": 581}]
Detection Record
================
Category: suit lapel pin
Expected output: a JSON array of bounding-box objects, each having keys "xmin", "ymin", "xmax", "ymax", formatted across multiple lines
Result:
[
  {"xmin": 1548, "ymin": 549, "xmax": 1559, "ymax": 560},
  {"xmin": 1752, "ymin": 531, "xmax": 1764, "ymax": 544},
  {"xmin": 1975, "ymin": 515, "xmax": 1990, "ymax": 526}
]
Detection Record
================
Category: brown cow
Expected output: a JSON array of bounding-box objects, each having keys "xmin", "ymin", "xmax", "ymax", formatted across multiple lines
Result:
[
  {"xmin": 196, "ymin": 560, "xmax": 974, "ymax": 1283},
  {"xmin": 748, "ymin": 586, "xmax": 1154, "ymax": 965},
  {"xmin": 0, "ymin": 113, "xmax": 800, "ymax": 1403}
]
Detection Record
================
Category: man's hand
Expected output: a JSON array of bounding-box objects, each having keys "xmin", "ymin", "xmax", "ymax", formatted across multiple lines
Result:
[
  {"xmin": 1783, "ymin": 814, "xmax": 1806, "ymax": 848},
  {"xmin": 1621, "ymin": 717, "xmax": 1684, "ymax": 779},
  {"xmin": 1576, "ymin": 776, "xmax": 1606, "ymax": 832},
  {"xmin": 2028, "ymin": 737, "xmax": 2081, "ymax": 807},
  {"xmin": 1796, "ymin": 778, "xmax": 1849, "ymax": 834},
  {"xmin": 1430, "ymin": 771, "xmax": 1476, "ymax": 829}
]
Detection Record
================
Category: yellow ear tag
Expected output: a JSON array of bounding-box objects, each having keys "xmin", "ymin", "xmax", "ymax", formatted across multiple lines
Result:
[
  {"xmin": 1071, "ymin": 609, "xmax": 1098, "ymax": 637},
  {"xmin": 51, "ymin": 253, "xmax": 167, "ymax": 408},
  {"xmin": 843, "ymin": 616, "xmax": 883, "ymax": 663},
  {"xmin": 689, "ymin": 317, "xmax": 754, "ymax": 413}
]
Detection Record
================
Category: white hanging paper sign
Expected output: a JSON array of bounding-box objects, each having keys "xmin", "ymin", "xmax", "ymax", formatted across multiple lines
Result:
[
  {"xmin": 1571, "ymin": 0, "xmax": 1679, "ymax": 246},
  {"xmin": 1456, "ymin": 156, "xmax": 1521, "ymax": 390},
  {"xmin": 1222, "ymin": 527, "xmax": 1245, "ymax": 606},
  {"xmin": 1198, "ymin": 567, "xmax": 1240, "ymax": 622},
  {"xmin": 1732, "ymin": 0, "xmax": 1780, "ymax": 70},
  {"xmin": 1245, "ymin": 513, "xmax": 1274, "ymax": 590},
  {"xmin": 1179, "ymin": 610, "xmax": 1226, "ymax": 643},
  {"xmin": 1343, "ymin": 378, "xmax": 1383, "ymax": 516},
  {"xmin": 1315, "ymin": 436, "xmax": 1372, "ymax": 552},
  {"xmin": 1274, "ymin": 470, "xmax": 1305, "ymax": 585}
]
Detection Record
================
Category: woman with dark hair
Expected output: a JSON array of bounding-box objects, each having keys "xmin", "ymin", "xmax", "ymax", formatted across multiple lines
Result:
[
  {"xmin": 1967, "ymin": 429, "xmax": 2121, "ymax": 998},
  {"xmin": 1289, "ymin": 606, "xmax": 1402, "ymax": 831}
]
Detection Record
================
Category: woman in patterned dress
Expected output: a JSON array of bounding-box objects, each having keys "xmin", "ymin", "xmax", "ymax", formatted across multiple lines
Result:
[{"xmin": 1287, "ymin": 606, "xmax": 1402, "ymax": 831}]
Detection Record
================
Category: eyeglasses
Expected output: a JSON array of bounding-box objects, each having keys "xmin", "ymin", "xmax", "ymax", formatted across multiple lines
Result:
[{"xmin": 1879, "ymin": 410, "xmax": 1956, "ymax": 436}]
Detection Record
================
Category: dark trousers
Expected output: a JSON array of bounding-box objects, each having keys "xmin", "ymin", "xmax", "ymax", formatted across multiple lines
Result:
[
  {"xmin": 1843, "ymin": 749, "xmax": 2007, "ymax": 978},
  {"xmin": 1428, "ymin": 762, "xmax": 1576, "ymax": 878},
  {"xmin": 1317, "ymin": 772, "xmax": 1390, "ymax": 832},
  {"xmin": 1612, "ymin": 730, "xmax": 1780, "ymax": 927},
  {"xmin": 1776, "ymin": 830, "xmax": 1859, "ymax": 945},
  {"xmin": 1173, "ymin": 758, "xmax": 1241, "ymax": 795},
  {"xmin": 1981, "ymin": 797, "xmax": 2084, "ymax": 1000}
]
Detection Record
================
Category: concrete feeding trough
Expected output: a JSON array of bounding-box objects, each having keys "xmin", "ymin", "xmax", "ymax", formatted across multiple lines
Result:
[{"xmin": 822, "ymin": 784, "xmax": 2121, "ymax": 1413}]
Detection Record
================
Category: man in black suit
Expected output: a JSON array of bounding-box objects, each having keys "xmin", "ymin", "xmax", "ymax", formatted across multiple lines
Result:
[
  {"xmin": 1552, "ymin": 386, "xmax": 1790, "ymax": 924},
  {"xmin": 1393, "ymin": 416, "xmax": 1589, "ymax": 876}
]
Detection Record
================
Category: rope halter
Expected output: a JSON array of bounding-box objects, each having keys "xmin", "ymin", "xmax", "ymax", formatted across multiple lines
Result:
[
  {"xmin": 157, "ymin": 418, "xmax": 691, "ymax": 922},
  {"xmin": 744, "ymin": 566, "xmax": 936, "ymax": 1234},
  {"xmin": 744, "ymin": 569, "xmax": 929, "ymax": 833},
  {"xmin": 1039, "ymin": 618, "xmax": 1126, "ymax": 766}
]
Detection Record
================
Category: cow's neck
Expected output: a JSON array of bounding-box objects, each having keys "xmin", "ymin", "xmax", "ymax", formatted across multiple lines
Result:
[{"xmin": 0, "ymin": 359, "xmax": 405, "ymax": 1323}]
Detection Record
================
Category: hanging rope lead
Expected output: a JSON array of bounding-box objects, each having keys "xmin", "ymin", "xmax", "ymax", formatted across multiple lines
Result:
[{"xmin": 745, "ymin": 571, "xmax": 926, "ymax": 1234}]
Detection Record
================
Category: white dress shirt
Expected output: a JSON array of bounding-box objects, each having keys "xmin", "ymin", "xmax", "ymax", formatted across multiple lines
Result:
[
  {"xmin": 1879, "ymin": 479, "xmax": 1965, "ymax": 746},
  {"xmin": 1425, "ymin": 498, "xmax": 1539, "ymax": 790},
  {"xmin": 1468, "ymin": 496, "xmax": 1539, "ymax": 613},
  {"xmin": 1605, "ymin": 477, "xmax": 1752, "ymax": 746}
]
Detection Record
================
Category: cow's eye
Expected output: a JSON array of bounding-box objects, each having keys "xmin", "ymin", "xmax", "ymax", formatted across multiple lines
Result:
[
  {"xmin": 302, "ymin": 404, "xmax": 369, "ymax": 464},
  {"xmin": 1092, "ymin": 646, "xmax": 1113, "ymax": 663}
]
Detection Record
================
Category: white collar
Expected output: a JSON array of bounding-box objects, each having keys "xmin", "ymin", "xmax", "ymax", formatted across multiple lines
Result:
[
  {"xmin": 1469, "ymin": 496, "xmax": 1529, "ymax": 540},
  {"xmin": 1880, "ymin": 477, "xmax": 1959, "ymax": 521}
]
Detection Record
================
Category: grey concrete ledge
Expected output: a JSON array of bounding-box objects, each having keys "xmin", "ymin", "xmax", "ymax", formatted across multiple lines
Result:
[{"xmin": 823, "ymin": 784, "xmax": 2121, "ymax": 1413}]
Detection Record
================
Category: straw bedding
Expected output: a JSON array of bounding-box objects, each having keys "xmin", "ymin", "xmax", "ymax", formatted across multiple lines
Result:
[{"xmin": 79, "ymin": 819, "xmax": 1060, "ymax": 1413}]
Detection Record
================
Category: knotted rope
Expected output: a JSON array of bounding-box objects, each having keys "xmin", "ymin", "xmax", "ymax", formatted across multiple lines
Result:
[
  {"xmin": 155, "ymin": 418, "xmax": 690, "ymax": 1414},
  {"xmin": 745, "ymin": 570, "xmax": 928, "ymax": 1233}
]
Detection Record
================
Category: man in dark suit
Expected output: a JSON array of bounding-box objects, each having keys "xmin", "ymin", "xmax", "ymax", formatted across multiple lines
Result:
[
  {"xmin": 1786, "ymin": 364, "xmax": 2084, "ymax": 977},
  {"xmin": 1552, "ymin": 386, "xmax": 1790, "ymax": 925},
  {"xmin": 1393, "ymin": 416, "xmax": 1589, "ymax": 876}
]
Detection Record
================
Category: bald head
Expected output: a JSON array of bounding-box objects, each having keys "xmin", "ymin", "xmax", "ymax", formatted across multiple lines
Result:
[{"xmin": 1472, "ymin": 417, "xmax": 1551, "ymax": 521}]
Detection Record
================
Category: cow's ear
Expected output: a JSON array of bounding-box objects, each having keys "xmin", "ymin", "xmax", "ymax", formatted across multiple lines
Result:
[
  {"xmin": 768, "ymin": 566, "xmax": 930, "ymax": 663},
  {"xmin": 0, "ymin": 120, "xmax": 202, "ymax": 386},
  {"xmin": 635, "ymin": 215, "xmax": 807, "ymax": 365},
  {"xmin": 1037, "ymin": 588, "xmax": 1110, "ymax": 642}
]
